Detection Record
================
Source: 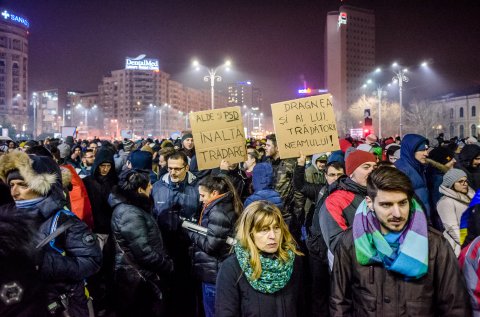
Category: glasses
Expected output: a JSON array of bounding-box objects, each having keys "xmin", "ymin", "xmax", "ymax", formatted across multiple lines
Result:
[
  {"xmin": 456, "ymin": 179, "xmax": 468, "ymax": 185},
  {"xmin": 168, "ymin": 166, "xmax": 186, "ymax": 172},
  {"xmin": 327, "ymin": 173, "xmax": 344, "ymax": 178}
]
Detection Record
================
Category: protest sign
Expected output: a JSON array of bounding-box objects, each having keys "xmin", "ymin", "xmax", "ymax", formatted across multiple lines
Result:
[
  {"xmin": 189, "ymin": 106, "xmax": 247, "ymax": 170},
  {"xmin": 271, "ymin": 94, "xmax": 340, "ymax": 159}
]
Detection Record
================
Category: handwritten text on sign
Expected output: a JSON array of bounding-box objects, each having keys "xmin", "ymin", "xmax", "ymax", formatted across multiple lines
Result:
[
  {"xmin": 271, "ymin": 94, "xmax": 340, "ymax": 159},
  {"xmin": 189, "ymin": 106, "xmax": 247, "ymax": 170}
]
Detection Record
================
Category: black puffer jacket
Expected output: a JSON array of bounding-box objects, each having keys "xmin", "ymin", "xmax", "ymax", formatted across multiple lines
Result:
[
  {"xmin": 110, "ymin": 192, "xmax": 174, "ymax": 282},
  {"xmin": 330, "ymin": 227, "xmax": 471, "ymax": 316},
  {"xmin": 188, "ymin": 193, "xmax": 238, "ymax": 284},
  {"xmin": 215, "ymin": 254, "xmax": 305, "ymax": 317}
]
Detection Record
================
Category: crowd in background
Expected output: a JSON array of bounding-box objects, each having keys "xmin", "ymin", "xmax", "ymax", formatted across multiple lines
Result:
[{"xmin": 1, "ymin": 130, "xmax": 480, "ymax": 316}]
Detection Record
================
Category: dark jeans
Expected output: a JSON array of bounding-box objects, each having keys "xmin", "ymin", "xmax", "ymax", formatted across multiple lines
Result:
[
  {"xmin": 306, "ymin": 234, "xmax": 330, "ymax": 317},
  {"xmin": 202, "ymin": 283, "xmax": 216, "ymax": 317}
]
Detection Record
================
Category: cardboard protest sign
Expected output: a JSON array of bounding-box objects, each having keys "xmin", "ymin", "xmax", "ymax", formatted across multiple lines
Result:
[
  {"xmin": 189, "ymin": 106, "xmax": 247, "ymax": 170},
  {"xmin": 271, "ymin": 94, "xmax": 340, "ymax": 159}
]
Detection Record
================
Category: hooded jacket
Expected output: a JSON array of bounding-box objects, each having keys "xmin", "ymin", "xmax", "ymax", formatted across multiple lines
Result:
[
  {"xmin": 188, "ymin": 193, "xmax": 238, "ymax": 284},
  {"xmin": 395, "ymin": 134, "xmax": 431, "ymax": 217},
  {"xmin": 437, "ymin": 185, "xmax": 474, "ymax": 256},
  {"xmin": 83, "ymin": 148, "xmax": 118, "ymax": 234},
  {"xmin": 244, "ymin": 162, "xmax": 284, "ymax": 209},
  {"xmin": 0, "ymin": 152, "xmax": 101, "ymax": 317},
  {"xmin": 319, "ymin": 176, "xmax": 367, "ymax": 252},
  {"xmin": 456, "ymin": 144, "xmax": 480, "ymax": 190}
]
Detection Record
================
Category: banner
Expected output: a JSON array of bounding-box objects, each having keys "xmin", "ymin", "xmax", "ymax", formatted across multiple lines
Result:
[
  {"xmin": 61, "ymin": 126, "xmax": 77, "ymax": 139},
  {"xmin": 271, "ymin": 94, "xmax": 340, "ymax": 159},
  {"xmin": 189, "ymin": 106, "xmax": 247, "ymax": 170}
]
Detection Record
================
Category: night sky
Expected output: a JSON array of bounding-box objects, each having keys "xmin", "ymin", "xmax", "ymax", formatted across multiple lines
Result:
[{"xmin": 4, "ymin": 0, "xmax": 480, "ymax": 116}]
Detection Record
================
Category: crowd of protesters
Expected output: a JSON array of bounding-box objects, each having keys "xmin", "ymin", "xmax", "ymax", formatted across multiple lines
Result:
[{"xmin": 2, "ymin": 131, "xmax": 480, "ymax": 316}]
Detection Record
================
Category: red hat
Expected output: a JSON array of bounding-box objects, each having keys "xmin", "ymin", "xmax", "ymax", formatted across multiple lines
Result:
[{"xmin": 345, "ymin": 150, "xmax": 377, "ymax": 175}]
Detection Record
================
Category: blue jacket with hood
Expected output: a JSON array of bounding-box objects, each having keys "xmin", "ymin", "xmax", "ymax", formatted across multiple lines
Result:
[
  {"xmin": 244, "ymin": 162, "xmax": 284, "ymax": 209},
  {"xmin": 395, "ymin": 134, "xmax": 431, "ymax": 217}
]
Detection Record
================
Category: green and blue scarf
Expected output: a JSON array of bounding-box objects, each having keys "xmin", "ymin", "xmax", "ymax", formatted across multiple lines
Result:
[
  {"xmin": 234, "ymin": 244, "xmax": 294, "ymax": 294},
  {"xmin": 352, "ymin": 199, "xmax": 428, "ymax": 279}
]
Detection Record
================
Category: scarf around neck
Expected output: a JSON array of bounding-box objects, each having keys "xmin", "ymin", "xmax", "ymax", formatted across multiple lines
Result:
[
  {"xmin": 352, "ymin": 199, "xmax": 429, "ymax": 279},
  {"xmin": 234, "ymin": 244, "xmax": 294, "ymax": 294}
]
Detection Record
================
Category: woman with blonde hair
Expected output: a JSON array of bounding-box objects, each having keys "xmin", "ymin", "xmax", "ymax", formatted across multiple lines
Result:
[{"xmin": 215, "ymin": 200, "xmax": 304, "ymax": 317}]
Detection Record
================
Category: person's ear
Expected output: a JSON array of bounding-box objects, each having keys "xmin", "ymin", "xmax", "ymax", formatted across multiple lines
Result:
[
  {"xmin": 366, "ymin": 196, "xmax": 373, "ymax": 210},
  {"xmin": 185, "ymin": 164, "xmax": 190, "ymax": 173}
]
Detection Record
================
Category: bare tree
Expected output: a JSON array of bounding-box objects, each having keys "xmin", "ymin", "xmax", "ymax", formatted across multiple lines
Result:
[{"xmin": 404, "ymin": 100, "xmax": 443, "ymax": 141}]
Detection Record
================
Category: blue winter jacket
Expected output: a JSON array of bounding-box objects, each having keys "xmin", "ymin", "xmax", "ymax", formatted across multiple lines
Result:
[
  {"xmin": 151, "ymin": 171, "xmax": 201, "ymax": 231},
  {"xmin": 244, "ymin": 163, "xmax": 284, "ymax": 209},
  {"xmin": 395, "ymin": 134, "xmax": 431, "ymax": 217}
]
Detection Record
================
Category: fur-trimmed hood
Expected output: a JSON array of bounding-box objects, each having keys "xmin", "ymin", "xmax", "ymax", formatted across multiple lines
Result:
[
  {"xmin": 425, "ymin": 158, "xmax": 450, "ymax": 174},
  {"xmin": 0, "ymin": 151, "xmax": 59, "ymax": 196}
]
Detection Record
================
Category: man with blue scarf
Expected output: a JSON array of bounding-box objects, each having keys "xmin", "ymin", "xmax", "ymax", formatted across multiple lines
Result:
[
  {"xmin": 330, "ymin": 167, "xmax": 470, "ymax": 316},
  {"xmin": 0, "ymin": 151, "xmax": 101, "ymax": 317}
]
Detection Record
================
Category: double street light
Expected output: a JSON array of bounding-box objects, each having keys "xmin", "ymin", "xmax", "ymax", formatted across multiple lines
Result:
[
  {"xmin": 364, "ymin": 61, "xmax": 429, "ymax": 138},
  {"xmin": 192, "ymin": 59, "xmax": 231, "ymax": 109}
]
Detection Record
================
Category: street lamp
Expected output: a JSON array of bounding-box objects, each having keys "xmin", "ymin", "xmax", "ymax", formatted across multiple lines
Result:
[
  {"xmin": 32, "ymin": 92, "xmax": 37, "ymax": 138},
  {"xmin": 192, "ymin": 59, "xmax": 231, "ymax": 109},
  {"xmin": 392, "ymin": 63, "xmax": 409, "ymax": 137}
]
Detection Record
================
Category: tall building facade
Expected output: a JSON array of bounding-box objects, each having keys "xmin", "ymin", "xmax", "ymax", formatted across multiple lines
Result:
[
  {"xmin": 227, "ymin": 81, "xmax": 264, "ymax": 136},
  {"xmin": 325, "ymin": 5, "xmax": 375, "ymax": 133},
  {"xmin": 98, "ymin": 68, "xmax": 170, "ymax": 137},
  {"xmin": 0, "ymin": 8, "xmax": 29, "ymax": 135}
]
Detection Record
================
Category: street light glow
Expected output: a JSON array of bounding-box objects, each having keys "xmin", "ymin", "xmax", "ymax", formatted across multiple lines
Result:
[
  {"xmin": 421, "ymin": 61, "xmax": 428, "ymax": 67},
  {"xmin": 375, "ymin": 67, "xmax": 381, "ymax": 73},
  {"xmin": 392, "ymin": 62, "xmax": 398, "ymax": 68},
  {"xmin": 225, "ymin": 60, "xmax": 232, "ymax": 67}
]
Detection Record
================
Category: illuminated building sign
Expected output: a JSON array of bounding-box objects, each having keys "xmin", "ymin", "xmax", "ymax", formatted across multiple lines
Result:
[
  {"xmin": 337, "ymin": 12, "xmax": 347, "ymax": 28},
  {"xmin": 125, "ymin": 54, "xmax": 159, "ymax": 71},
  {"xmin": 298, "ymin": 88, "xmax": 312, "ymax": 94},
  {"xmin": 1, "ymin": 10, "xmax": 29, "ymax": 28},
  {"xmin": 298, "ymin": 88, "xmax": 329, "ymax": 95}
]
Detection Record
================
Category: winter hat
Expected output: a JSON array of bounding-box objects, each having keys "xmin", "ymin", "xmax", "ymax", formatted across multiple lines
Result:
[
  {"xmin": 161, "ymin": 140, "xmax": 174, "ymax": 149},
  {"xmin": 57, "ymin": 142, "xmax": 71, "ymax": 159},
  {"xmin": 181, "ymin": 133, "xmax": 193, "ymax": 143},
  {"xmin": 0, "ymin": 151, "xmax": 59, "ymax": 196},
  {"xmin": 414, "ymin": 140, "xmax": 429, "ymax": 152},
  {"xmin": 140, "ymin": 144, "xmax": 154, "ymax": 154},
  {"xmin": 316, "ymin": 154, "xmax": 328, "ymax": 162},
  {"xmin": 442, "ymin": 168, "xmax": 467, "ymax": 188},
  {"xmin": 345, "ymin": 150, "xmax": 377, "ymax": 175},
  {"xmin": 128, "ymin": 150, "xmax": 153, "ymax": 170},
  {"xmin": 65, "ymin": 136, "xmax": 74, "ymax": 146},
  {"xmin": 366, "ymin": 134, "xmax": 377, "ymax": 145},
  {"xmin": 428, "ymin": 147, "xmax": 455, "ymax": 165}
]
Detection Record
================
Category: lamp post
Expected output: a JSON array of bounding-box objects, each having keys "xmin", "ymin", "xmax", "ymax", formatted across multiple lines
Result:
[
  {"xmin": 32, "ymin": 92, "xmax": 37, "ymax": 138},
  {"xmin": 193, "ymin": 59, "xmax": 231, "ymax": 109},
  {"xmin": 392, "ymin": 63, "xmax": 409, "ymax": 137}
]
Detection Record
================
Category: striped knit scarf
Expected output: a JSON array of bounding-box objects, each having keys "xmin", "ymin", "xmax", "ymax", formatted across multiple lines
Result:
[{"xmin": 353, "ymin": 199, "xmax": 428, "ymax": 279}]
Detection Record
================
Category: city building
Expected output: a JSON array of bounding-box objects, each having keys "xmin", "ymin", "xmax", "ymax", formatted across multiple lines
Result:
[
  {"xmin": 97, "ymin": 56, "xmax": 228, "ymax": 138},
  {"xmin": 325, "ymin": 5, "xmax": 375, "ymax": 133},
  {"xmin": 0, "ymin": 8, "xmax": 29, "ymax": 136},
  {"xmin": 227, "ymin": 81, "xmax": 264, "ymax": 136},
  {"xmin": 429, "ymin": 86, "xmax": 480, "ymax": 139},
  {"xmin": 31, "ymin": 89, "xmax": 61, "ymax": 137}
]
